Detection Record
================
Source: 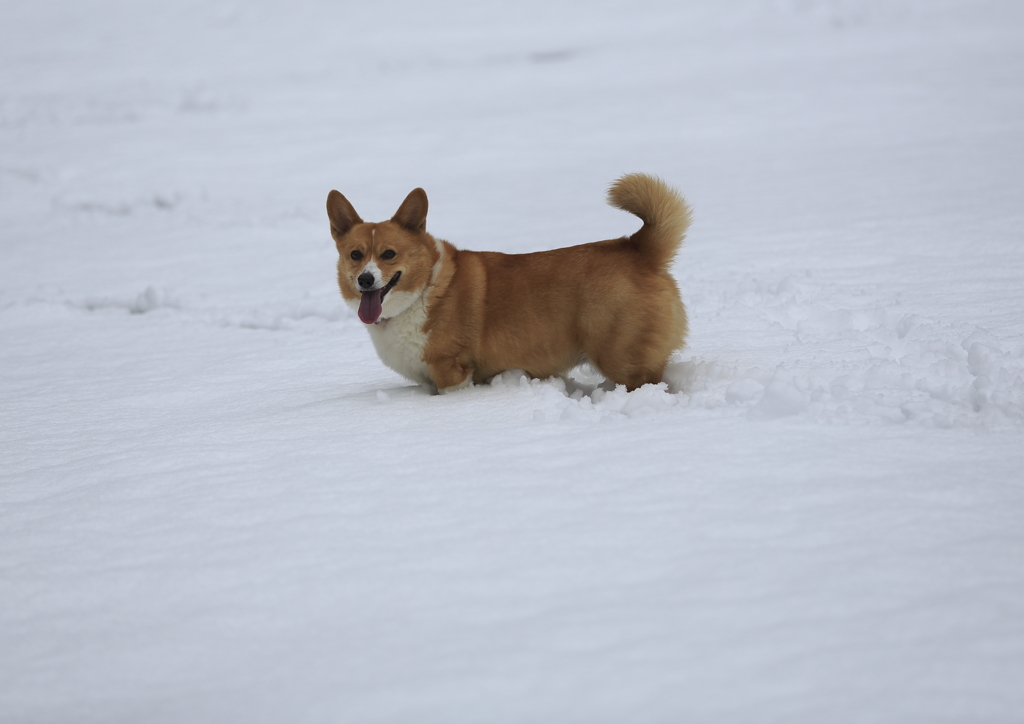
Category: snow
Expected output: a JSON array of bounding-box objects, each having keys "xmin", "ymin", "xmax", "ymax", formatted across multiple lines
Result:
[{"xmin": 2, "ymin": 0, "xmax": 1024, "ymax": 721}]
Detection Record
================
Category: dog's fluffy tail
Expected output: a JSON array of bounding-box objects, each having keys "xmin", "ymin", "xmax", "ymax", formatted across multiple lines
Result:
[{"xmin": 607, "ymin": 173, "xmax": 692, "ymax": 271}]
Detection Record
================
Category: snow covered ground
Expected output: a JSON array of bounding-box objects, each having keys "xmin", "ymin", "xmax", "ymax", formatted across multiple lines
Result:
[{"xmin": 2, "ymin": 0, "xmax": 1024, "ymax": 721}]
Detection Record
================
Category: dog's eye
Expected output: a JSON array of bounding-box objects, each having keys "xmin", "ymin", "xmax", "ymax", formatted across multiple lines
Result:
[
  {"xmin": 381, "ymin": 250, "xmax": 396, "ymax": 260},
  {"xmin": 350, "ymin": 250, "xmax": 363, "ymax": 261}
]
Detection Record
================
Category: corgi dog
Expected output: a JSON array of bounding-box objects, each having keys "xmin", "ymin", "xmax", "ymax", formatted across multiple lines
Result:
[{"xmin": 326, "ymin": 173, "xmax": 691, "ymax": 393}]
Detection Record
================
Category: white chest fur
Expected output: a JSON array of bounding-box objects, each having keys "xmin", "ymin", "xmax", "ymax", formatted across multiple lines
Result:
[{"xmin": 365, "ymin": 290, "xmax": 432, "ymax": 386}]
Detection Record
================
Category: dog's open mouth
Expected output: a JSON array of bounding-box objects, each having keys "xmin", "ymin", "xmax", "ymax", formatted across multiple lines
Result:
[{"xmin": 358, "ymin": 271, "xmax": 402, "ymax": 324}]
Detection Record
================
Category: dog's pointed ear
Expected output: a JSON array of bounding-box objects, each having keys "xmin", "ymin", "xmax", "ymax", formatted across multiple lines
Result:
[
  {"xmin": 392, "ymin": 188, "xmax": 428, "ymax": 232},
  {"xmin": 327, "ymin": 190, "xmax": 363, "ymax": 237}
]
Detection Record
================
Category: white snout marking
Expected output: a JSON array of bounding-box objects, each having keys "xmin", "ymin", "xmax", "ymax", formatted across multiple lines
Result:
[{"xmin": 360, "ymin": 260, "xmax": 382, "ymax": 287}]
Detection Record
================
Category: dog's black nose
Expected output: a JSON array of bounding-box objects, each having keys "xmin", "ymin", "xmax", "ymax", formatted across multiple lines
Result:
[{"xmin": 357, "ymin": 272, "xmax": 375, "ymax": 289}]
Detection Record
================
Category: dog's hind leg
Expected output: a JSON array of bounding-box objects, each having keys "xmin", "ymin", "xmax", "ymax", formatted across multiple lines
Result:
[
  {"xmin": 586, "ymin": 323, "xmax": 676, "ymax": 392},
  {"xmin": 590, "ymin": 355, "xmax": 665, "ymax": 392},
  {"xmin": 430, "ymin": 360, "xmax": 474, "ymax": 395}
]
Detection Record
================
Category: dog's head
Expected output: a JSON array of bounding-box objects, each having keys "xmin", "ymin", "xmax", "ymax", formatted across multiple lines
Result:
[{"xmin": 327, "ymin": 188, "xmax": 440, "ymax": 325}]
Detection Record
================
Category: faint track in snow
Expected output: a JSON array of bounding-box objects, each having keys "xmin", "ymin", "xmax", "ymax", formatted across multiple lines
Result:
[{"xmin": 43, "ymin": 288, "xmax": 356, "ymax": 333}]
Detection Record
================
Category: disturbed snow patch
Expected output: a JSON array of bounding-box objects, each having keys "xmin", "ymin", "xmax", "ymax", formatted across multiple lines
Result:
[
  {"xmin": 489, "ymin": 369, "xmax": 683, "ymax": 423},
  {"xmin": 501, "ymin": 333, "xmax": 1024, "ymax": 428},
  {"xmin": 732, "ymin": 274, "xmax": 1024, "ymax": 428},
  {"xmin": 79, "ymin": 286, "xmax": 180, "ymax": 314},
  {"xmin": 492, "ymin": 285, "xmax": 1024, "ymax": 429}
]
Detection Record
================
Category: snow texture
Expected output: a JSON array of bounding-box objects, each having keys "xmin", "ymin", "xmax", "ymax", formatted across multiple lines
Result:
[{"xmin": 2, "ymin": 1, "xmax": 1023, "ymax": 722}]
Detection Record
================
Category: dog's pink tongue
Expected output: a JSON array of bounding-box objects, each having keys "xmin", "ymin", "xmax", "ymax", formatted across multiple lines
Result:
[{"xmin": 358, "ymin": 289, "xmax": 383, "ymax": 324}]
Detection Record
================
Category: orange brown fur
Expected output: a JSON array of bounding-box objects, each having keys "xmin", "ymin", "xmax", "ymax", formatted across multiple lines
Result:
[{"xmin": 327, "ymin": 173, "xmax": 691, "ymax": 392}]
